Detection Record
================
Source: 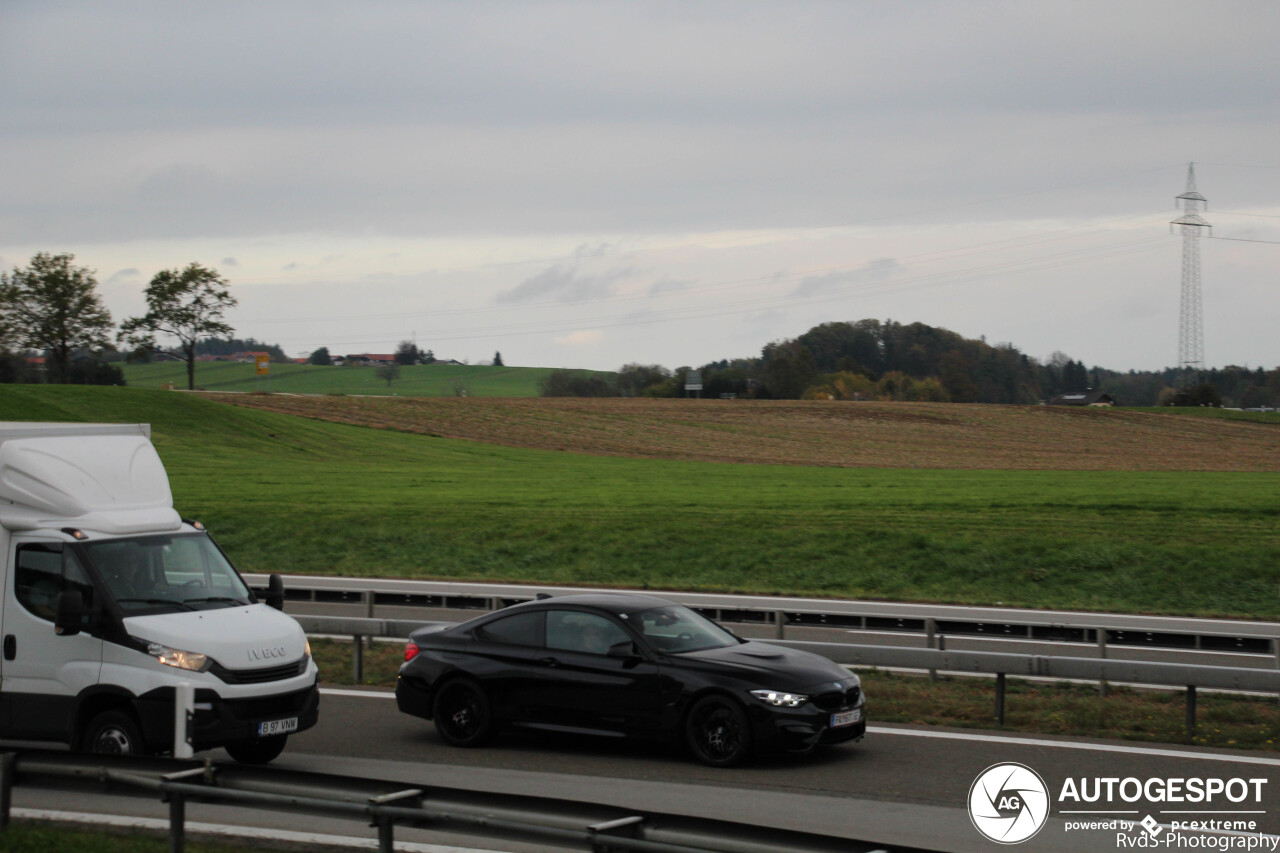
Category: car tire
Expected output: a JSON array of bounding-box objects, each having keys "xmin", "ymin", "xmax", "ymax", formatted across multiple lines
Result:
[
  {"xmin": 432, "ymin": 678, "xmax": 494, "ymax": 747},
  {"xmin": 84, "ymin": 710, "xmax": 147, "ymax": 756},
  {"xmin": 225, "ymin": 735, "xmax": 288, "ymax": 764},
  {"xmin": 685, "ymin": 695, "xmax": 751, "ymax": 767}
]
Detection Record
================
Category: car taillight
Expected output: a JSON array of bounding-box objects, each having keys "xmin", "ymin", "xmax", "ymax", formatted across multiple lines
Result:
[{"xmin": 404, "ymin": 642, "xmax": 419, "ymax": 662}]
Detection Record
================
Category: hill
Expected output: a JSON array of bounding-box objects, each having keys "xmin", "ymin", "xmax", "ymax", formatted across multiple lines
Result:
[
  {"xmin": 204, "ymin": 394, "xmax": 1280, "ymax": 472},
  {"xmin": 121, "ymin": 360, "xmax": 605, "ymax": 397},
  {"xmin": 1, "ymin": 386, "xmax": 1277, "ymax": 618}
]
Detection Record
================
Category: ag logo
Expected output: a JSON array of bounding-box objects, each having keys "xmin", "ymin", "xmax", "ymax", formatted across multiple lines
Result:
[{"xmin": 968, "ymin": 762, "xmax": 1050, "ymax": 844}]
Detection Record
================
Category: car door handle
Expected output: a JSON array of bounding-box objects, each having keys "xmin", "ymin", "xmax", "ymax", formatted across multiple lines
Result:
[
  {"xmin": 538, "ymin": 656, "xmax": 560, "ymax": 668},
  {"xmin": 3, "ymin": 634, "xmax": 15, "ymax": 661}
]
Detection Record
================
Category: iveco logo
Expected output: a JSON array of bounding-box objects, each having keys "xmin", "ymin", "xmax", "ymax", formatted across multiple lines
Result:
[{"xmin": 247, "ymin": 646, "xmax": 288, "ymax": 662}]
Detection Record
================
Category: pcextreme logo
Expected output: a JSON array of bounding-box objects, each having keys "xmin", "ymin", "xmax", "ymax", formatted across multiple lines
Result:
[{"xmin": 969, "ymin": 762, "xmax": 1051, "ymax": 844}]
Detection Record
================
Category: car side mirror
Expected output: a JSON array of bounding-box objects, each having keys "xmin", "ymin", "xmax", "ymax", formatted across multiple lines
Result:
[
  {"xmin": 607, "ymin": 640, "xmax": 639, "ymax": 659},
  {"xmin": 55, "ymin": 590, "xmax": 83, "ymax": 636},
  {"xmin": 265, "ymin": 573, "xmax": 285, "ymax": 611}
]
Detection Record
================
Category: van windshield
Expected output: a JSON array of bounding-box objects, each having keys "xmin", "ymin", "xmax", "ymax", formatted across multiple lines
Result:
[{"xmin": 82, "ymin": 533, "xmax": 253, "ymax": 614}]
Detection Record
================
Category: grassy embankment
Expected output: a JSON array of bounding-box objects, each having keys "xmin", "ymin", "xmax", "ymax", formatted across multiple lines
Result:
[
  {"xmin": 1, "ymin": 385, "xmax": 1278, "ymax": 619},
  {"xmin": 120, "ymin": 360, "xmax": 600, "ymax": 397}
]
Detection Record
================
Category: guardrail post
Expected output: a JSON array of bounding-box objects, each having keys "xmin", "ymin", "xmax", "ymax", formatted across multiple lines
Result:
[
  {"xmin": 995, "ymin": 673, "xmax": 1006, "ymax": 726},
  {"xmin": 353, "ymin": 636, "xmax": 364, "ymax": 684},
  {"xmin": 368, "ymin": 789, "xmax": 422, "ymax": 853},
  {"xmin": 166, "ymin": 791, "xmax": 186, "ymax": 853},
  {"xmin": 1186, "ymin": 685, "xmax": 1197, "ymax": 736},
  {"xmin": 774, "ymin": 610, "xmax": 785, "ymax": 640},
  {"xmin": 364, "ymin": 591, "xmax": 376, "ymax": 649},
  {"xmin": 926, "ymin": 619, "xmax": 938, "ymax": 682},
  {"xmin": 0, "ymin": 753, "xmax": 15, "ymax": 831},
  {"xmin": 1098, "ymin": 628, "xmax": 1108, "ymax": 698},
  {"xmin": 174, "ymin": 682, "xmax": 194, "ymax": 759},
  {"xmin": 589, "ymin": 815, "xmax": 645, "ymax": 853}
]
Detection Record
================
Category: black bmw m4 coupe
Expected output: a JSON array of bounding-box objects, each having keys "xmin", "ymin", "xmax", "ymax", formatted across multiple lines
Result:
[{"xmin": 395, "ymin": 592, "xmax": 865, "ymax": 766}]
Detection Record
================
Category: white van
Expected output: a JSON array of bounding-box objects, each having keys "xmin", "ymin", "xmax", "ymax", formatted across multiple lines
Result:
[{"xmin": 0, "ymin": 422, "xmax": 318, "ymax": 763}]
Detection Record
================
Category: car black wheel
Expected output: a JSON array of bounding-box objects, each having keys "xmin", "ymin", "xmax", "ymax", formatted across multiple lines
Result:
[
  {"xmin": 225, "ymin": 735, "xmax": 288, "ymax": 764},
  {"xmin": 685, "ymin": 695, "xmax": 751, "ymax": 767},
  {"xmin": 433, "ymin": 678, "xmax": 493, "ymax": 747},
  {"xmin": 84, "ymin": 710, "xmax": 146, "ymax": 756}
]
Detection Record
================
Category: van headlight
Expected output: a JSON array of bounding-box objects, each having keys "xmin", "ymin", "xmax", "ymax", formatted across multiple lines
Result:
[
  {"xmin": 750, "ymin": 689, "xmax": 808, "ymax": 708},
  {"xmin": 147, "ymin": 642, "xmax": 211, "ymax": 672}
]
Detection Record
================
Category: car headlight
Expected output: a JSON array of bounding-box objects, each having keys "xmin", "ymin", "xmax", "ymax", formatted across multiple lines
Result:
[
  {"xmin": 147, "ymin": 642, "xmax": 211, "ymax": 672},
  {"xmin": 750, "ymin": 689, "xmax": 808, "ymax": 708}
]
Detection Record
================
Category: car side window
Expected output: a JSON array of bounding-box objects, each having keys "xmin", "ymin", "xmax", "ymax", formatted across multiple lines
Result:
[
  {"xmin": 546, "ymin": 610, "xmax": 630, "ymax": 656},
  {"xmin": 473, "ymin": 611, "xmax": 543, "ymax": 647}
]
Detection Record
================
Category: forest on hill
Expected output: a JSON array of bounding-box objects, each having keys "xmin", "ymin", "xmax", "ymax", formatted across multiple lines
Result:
[{"xmin": 543, "ymin": 319, "xmax": 1280, "ymax": 408}]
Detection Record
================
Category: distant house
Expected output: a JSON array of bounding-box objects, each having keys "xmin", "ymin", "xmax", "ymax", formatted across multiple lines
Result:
[
  {"xmin": 345, "ymin": 353, "xmax": 396, "ymax": 365},
  {"xmin": 1049, "ymin": 391, "xmax": 1115, "ymax": 407}
]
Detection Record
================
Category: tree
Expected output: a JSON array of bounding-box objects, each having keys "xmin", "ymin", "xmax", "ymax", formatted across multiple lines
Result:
[
  {"xmin": 0, "ymin": 252, "xmax": 114, "ymax": 383},
  {"xmin": 394, "ymin": 341, "xmax": 423, "ymax": 366},
  {"xmin": 376, "ymin": 363, "xmax": 401, "ymax": 387},
  {"xmin": 492, "ymin": 351, "xmax": 504, "ymax": 367},
  {"xmin": 308, "ymin": 347, "xmax": 332, "ymax": 366},
  {"xmin": 118, "ymin": 263, "xmax": 236, "ymax": 390}
]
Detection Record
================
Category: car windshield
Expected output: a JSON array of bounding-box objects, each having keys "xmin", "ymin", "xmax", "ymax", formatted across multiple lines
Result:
[
  {"xmin": 634, "ymin": 605, "xmax": 738, "ymax": 653},
  {"xmin": 83, "ymin": 533, "xmax": 253, "ymax": 615}
]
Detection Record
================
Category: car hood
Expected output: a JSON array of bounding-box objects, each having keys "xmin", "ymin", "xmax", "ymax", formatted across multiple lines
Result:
[
  {"xmin": 677, "ymin": 640, "xmax": 850, "ymax": 688},
  {"xmin": 124, "ymin": 604, "xmax": 308, "ymax": 669}
]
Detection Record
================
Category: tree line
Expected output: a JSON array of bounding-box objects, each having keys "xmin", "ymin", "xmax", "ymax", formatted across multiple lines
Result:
[
  {"xmin": 0, "ymin": 252, "xmax": 238, "ymax": 390},
  {"xmin": 542, "ymin": 318, "xmax": 1280, "ymax": 407}
]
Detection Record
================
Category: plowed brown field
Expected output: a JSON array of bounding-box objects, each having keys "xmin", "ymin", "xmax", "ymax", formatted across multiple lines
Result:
[{"xmin": 200, "ymin": 395, "xmax": 1280, "ymax": 471}]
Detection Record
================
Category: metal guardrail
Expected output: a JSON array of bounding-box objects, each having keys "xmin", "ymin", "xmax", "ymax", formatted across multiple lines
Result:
[
  {"xmin": 0, "ymin": 749, "xmax": 926, "ymax": 853},
  {"xmin": 247, "ymin": 574, "xmax": 1280, "ymax": 661},
  {"xmin": 295, "ymin": 614, "xmax": 1280, "ymax": 734}
]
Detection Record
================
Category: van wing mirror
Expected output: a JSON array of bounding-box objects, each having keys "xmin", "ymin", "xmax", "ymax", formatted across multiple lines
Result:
[
  {"xmin": 265, "ymin": 573, "xmax": 285, "ymax": 611},
  {"xmin": 55, "ymin": 590, "xmax": 84, "ymax": 636}
]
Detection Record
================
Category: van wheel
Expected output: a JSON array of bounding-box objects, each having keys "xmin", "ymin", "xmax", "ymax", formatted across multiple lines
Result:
[
  {"xmin": 84, "ymin": 710, "xmax": 146, "ymax": 756},
  {"xmin": 225, "ymin": 735, "xmax": 288, "ymax": 764}
]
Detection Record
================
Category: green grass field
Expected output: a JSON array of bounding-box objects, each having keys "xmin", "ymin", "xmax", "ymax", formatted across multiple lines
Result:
[
  {"xmin": 120, "ymin": 360, "xmax": 603, "ymax": 397},
  {"xmin": 2, "ymin": 386, "xmax": 1278, "ymax": 619}
]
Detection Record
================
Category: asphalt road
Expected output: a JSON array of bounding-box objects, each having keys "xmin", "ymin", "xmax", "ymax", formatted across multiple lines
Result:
[
  {"xmin": 273, "ymin": 687, "xmax": 1280, "ymax": 852},
  {"xmin": 11, "ymin": 688, "xmax": 1279, "ymax": 852}
]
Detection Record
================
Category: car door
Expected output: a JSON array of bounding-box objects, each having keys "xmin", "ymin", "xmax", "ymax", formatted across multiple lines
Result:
[
  {"xmin": 528, "ymin": 609, "xmax": 664, "ymax": 736},
  {"xmin": 1, "ymin": 540, "xmax": 103, "ymax": 740},
  {"xmin": 464, "ymin": 610, "xmax": 548, "ymax": 724}
]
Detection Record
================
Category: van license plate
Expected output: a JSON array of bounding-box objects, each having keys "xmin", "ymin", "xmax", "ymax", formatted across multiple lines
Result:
[
  {"xmin": 830, "ymin": 709, "xmax": 861, "ymax": 728},
  {"xmin": 257, "ymin": 717, "xmax": 298, "ymax": 736}
]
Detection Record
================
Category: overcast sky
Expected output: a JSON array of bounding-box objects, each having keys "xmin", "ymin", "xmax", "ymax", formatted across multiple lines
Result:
[{"xmin": 2, "ymin": 1, "xmax": 1278, "ymax": 372}]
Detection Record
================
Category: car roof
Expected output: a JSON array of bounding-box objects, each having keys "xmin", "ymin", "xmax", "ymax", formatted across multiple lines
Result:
[{"xmin": 510, "ymin": 591, "xmax": 679, "ymax": 614}]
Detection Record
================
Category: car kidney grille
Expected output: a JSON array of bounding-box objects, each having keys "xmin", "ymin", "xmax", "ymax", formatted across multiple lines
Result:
[
  {"xmin": 210, "ymin": 657, "xmax": 308, "ymax": 684},
  {"xmin": 812, "ymin": 686, "xmax": 861, "ymax": 711}
]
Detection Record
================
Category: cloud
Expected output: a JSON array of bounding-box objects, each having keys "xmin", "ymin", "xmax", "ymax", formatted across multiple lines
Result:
[
  {"xmin": 106, "ymin": 267, "xmax": 141, "ymax": 285},
  {"xmin": 649, "ymin": 278, "xmax": 692, "ymax": 296},
  {"xmin": 497, "ymin": 246, "xmax": 633, "ymax": 304},
  {"xmin": 793, "ymin": 258, "xmax": 902, "ymax": 298},
  {"xmin": 222, "ymin": 257, "xmax": 238, "ymax": 267},
  {"xmin": 555, "ymin": 330, "xmax": 604, "ymax": 347}
]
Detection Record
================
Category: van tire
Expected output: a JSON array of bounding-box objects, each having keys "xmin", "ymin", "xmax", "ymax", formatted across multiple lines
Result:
[
  {"xmin": 225, "ymin": 735, "xmax": 288, "ymax": 764},
  {"xmin": 84, "ymin": 710, "xmax": 146, "ymax": 756}
]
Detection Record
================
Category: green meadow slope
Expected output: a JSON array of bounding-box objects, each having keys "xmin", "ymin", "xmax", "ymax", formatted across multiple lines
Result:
[
  {"xmin": 121, "ymin": 360, "xmax": 601, "ymax": 397},
  {"xmin": 1, "ymin": 386, "xmax": 1277, "ymax": 619}
]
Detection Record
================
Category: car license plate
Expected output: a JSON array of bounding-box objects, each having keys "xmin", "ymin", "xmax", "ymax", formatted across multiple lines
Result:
[
  {"xmin": 830, "ymin": 709, "xmax": 861, "ymax": 728},
  {"xmin": 257, "ymin": 717, "xmax": 298, "ymax": 737}
]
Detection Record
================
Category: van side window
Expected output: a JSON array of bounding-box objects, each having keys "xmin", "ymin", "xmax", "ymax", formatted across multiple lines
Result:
[
  {"xmin": 63, "ymin": 550, "xmax": 96, "ymax": 627},
  {"xmin": 14, "ymin": 544, "xmax": 63, "ymax": 622}
]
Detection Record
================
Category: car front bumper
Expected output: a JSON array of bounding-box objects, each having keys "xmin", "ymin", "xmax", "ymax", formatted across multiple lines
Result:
[{"xmin": 748, "ymin": 700, "xmax": 867, "ymax": 754}]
